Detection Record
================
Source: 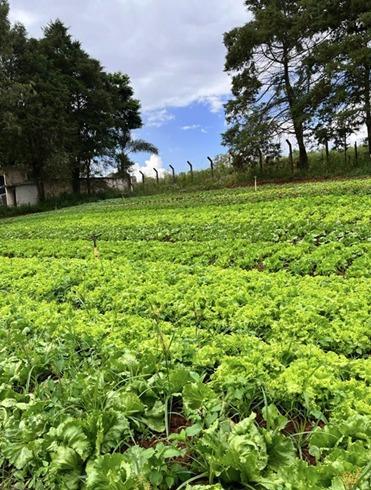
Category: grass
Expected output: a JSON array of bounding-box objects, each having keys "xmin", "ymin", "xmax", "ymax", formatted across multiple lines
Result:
[
  {"xmin": 1, "ymin": 146, "xmax": 370, "ymax": 218},
  {"xmin": 131, "ymin": 145, "xmax": 371, "ymax": 196}
]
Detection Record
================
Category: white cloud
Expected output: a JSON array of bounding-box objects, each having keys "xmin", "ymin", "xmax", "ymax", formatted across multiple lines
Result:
[
  {"xmin": 131, "ymin": 154, "xmax": 168, "ymax": 180},
  {"xmin": 181, "ymin": 124, "xmax": 201, "ymax": 131},
  {"xmin": 9, "ymin": 7, "xmax": 40, "ymax": 27},
  {"xmin": 201, "ymin": 95, "xmax": 226, "ymax": 113},
  {"xmin": 145, "ymin": 109, "xmax": 175, "ymax": 128},
  {"xmin": 8, "ymin": 0, "xmax": 249, "ymax": 112},
  {"xmin": 181, "ymin": 124, "xmax": 208, "ymax": 134},
  {"xmin": 349, "ymin": 127, "xmax": 367, "ymax": 145}
]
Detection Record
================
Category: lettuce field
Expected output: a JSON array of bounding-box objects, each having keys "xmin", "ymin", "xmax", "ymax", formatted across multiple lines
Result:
[{"xmin": 0, "ymin": 179, "xmax": 370, "ymax": 489}]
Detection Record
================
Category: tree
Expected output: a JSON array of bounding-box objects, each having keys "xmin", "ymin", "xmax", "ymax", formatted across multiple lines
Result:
[
  {"xmin": 40, "ymin": 21, "xmax": 114, "ymax": 194},
  {"xmin": 306, "ymin": 0, "xmax": 371, "ymax": 156},
  {"xmin": 0, "ymin": 10, "xmax": 74, "ymax": 200},
  {"xmin": 0, "ymin": 6, "xmax": 157, "ymax": 200},
  {"xmin": 9, "ymin": 36, "xmax": 71, "ymax": 200},
  {"xmin": 0, "ymin": 1, "xmax": 29, "ymax": 172},
  {"xmin": 223, "ymin": 107, "xmax": 281, "ymax": 170},
  {"xmin": 224, "ymin": 0, "xmax": 323, "ymax": 170},
  {"xmin": 107, "ymin": 72, "xmax": 158, "ymax": 179},
  {"xmin": 113, "ymin": 136, "xmax": 159, "ymax": 179}
]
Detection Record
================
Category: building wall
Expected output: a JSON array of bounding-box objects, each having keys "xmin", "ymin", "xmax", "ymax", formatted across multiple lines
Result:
[
  {"xmin": 1, "ymin": 167, "xmax": 130, "ymax": 207},
  {"xmin": 2, "ymin": 168, "xmax": 38, "ymax": 207},
  {"xmin": 3, "ymin": 168, "xmax": 28, "ymax": 187},
  {"xmin": 44, "ymin": 180, "xmax": 73, "ymax": 198},
  {"xmin": 17, "ymin": 184, "xmax": 39, "ymax": 206},
  {"xmin": 6, "ymin": 184, "xmax": 39, "ymax": 207}
]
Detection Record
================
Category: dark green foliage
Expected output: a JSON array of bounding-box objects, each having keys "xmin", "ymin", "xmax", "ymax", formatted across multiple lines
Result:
[
  {"xmin": 307, "ymin": 0, "xmax": 371, "ymax": 155},
  {"xmin": 223, "ymin": 0, "xmax": 371, "ymax": 172},
  {"xmin": 0, "ymin": 3, "xmax": 156, "ymax": 200},
  {"xmin": 224, "ymin": 0, "xmax": 316, "ymax": 170}
]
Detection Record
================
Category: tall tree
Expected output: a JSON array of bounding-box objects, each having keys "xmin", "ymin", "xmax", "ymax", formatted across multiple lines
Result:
[
  {"xmin": 1, "ymin": 7, "xmax": 156, "ymax": 200},
  {"xmin": 107, "ymin": 72, "xmax": 158, "ymax": 178},
  {"xmin": 306, "ymin": 0, "xmax": 371, "ymax": 156},
  {"xmin": 224, "ymin": 0, "xmax": 322, "ymax": 170},
  {"xmin": 10, "ymin": 37, "xmax": 70, "ymax": 200},
  {"xmin": 222, "ymin": 108, "xmax": 281, "ymax": 170},
  {"xmin": 0, "ymin": 8, "xmax": 72, "ymax": 200},
  {"xmin": 0, "ymin": 1, "xmax": 29, "ymax": 171},
  {"xmin": 41, "ymin": 21, "xmax": 113, "ymax": 193}
]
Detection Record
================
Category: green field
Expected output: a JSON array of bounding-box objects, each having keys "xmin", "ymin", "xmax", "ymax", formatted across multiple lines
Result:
[{"xmin": 0, "ymin": 179, "xmax": 370, "ymax": 489}]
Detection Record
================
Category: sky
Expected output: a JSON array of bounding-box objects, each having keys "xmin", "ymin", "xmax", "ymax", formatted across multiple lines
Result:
[{"xmin": 8, "ymin": 0, "xmax": 249, "ymax": 179}]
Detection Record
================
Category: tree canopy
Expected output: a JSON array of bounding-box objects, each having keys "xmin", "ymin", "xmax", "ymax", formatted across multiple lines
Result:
[
  {"xmin": 224, "ymin": 0, "xmax": 371, "ymax": 171},
  {"xmin": 0, "ymin": 1, "xmax": 157, "ymax": 200}
]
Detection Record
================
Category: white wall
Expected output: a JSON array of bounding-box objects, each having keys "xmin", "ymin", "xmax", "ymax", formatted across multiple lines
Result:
[
  {"xmin": 6, "ymin": 184, "xmax": 39, "ymax": 207},
  {"xmin": 5, "ymin": 186, "xmax": 16, "ymax": 207},
  {"xmin": 16, "ymin": 184, "xmax": 39, "ymax": 206}
]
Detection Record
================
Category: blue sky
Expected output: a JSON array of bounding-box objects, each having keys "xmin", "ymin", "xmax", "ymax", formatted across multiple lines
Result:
[
  {"xmin": 8, "ymin": 0, "xmax": 249, "ymax": 178},
  {"xmin": 138, "ymin": 100, "xmax": 228, "ymax": 172}
]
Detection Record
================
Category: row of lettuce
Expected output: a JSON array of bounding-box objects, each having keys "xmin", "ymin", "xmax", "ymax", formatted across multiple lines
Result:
[
  {"xmin": 0, "ymin": 179, "xmax": 370, "ymax": 489},
  {"xmin": 0, "ymin": 239, "xmax": 369, "ymax": 277},
  {"xmin": 0, "ymin": 189, "xmax": 370, "ymax": 244},
  {"xmin": 1, "ymin": 257, "xmax": 370, "ymax": 488}
]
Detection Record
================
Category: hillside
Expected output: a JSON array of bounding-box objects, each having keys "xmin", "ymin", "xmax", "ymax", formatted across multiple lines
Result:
[{"xmin": 0, "ymin": 179, "xmax": 370, "ymax": 489}]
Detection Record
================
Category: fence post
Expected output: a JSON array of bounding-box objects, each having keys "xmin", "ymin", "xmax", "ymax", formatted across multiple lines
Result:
[
  {"xmin": 139, "ymin": 171, "xmax": 145, "ymax": 186},
  {"xmin": 187, "ymin": 161, "xmax": 193, "ymax": 181},
  {"xmin": 128, "ymin": 174, "xmax": 133, "ymax": 192},
  {"xmin": 286, "ymin": 140, "xmax": 294, "ymax": 174},
  {"xmin": 169, "ymin": 165, "xmax": 176, "ymax": 183},
  {"xmin": 254, "ymin": 176, "xmax": 257, "ymax": 192},
  {"xmin": 89, "ymin": 233, "xmax": 101, "ymax": 259},
  {"xmin": 153, "ymin": 168, "xmax": 159, "ymax": 184},
  {"xmin": 207, "ymin": 156, "xmax": 214, "ymax": 177},
  {"xmin": 344, "ymin": 135, "xmax": 348, "ymax": 165},
  {"xmin": 354, "ymin": 141, "xmax": 358, "ymax": 166}
]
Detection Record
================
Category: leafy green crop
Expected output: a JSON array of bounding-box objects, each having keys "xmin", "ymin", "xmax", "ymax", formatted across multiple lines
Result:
[{"xmin": 0, "ymin": 179, "xmax": 370, "ymax": 489}]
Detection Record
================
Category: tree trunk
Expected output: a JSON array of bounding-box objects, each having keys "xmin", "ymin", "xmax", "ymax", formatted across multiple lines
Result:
[
  {"xmin": 258, "ymin": 148, "xmax": 263, "ymax": 172},
  {"xmin": 72, "ymin": 159, "xmax": 81, "ymax": 194},
  {"xmin": 86, "ymin": 159, "xmax": 91, "ymax": 195},
  {"xmin": 283, "ymin": 48, "xmax": 309, "ymax": 170},
  {"xmin": 295, "ymin": 124, "xmax": 308, "ymax": 170},
  {"xmin": 32, "ymin": 161, "xmax": 45, "ymax": 202},
  {"xmin": 325, "ymin": 138, "xmax": 329, "ymax": 163},
  {"xmin": 365, "ymin": 64, "xmax": 371, "ymax": 157},
  {"xmin": 36, "ymin": 180, "xmax": 45, "ymax": 202},
  {"xmin": 366, "ymin": 116, "xmax": 371, "ymax": 157}
]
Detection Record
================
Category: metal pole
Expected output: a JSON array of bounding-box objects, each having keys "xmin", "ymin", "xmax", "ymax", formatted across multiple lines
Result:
[
  {"xmin": 169, "ymin": 165, "xmax": 176, "ymax": 183},
  {"xmin": 153, "ymin": 168, "xmax": 159, "ymax": 184},
  {"xmin": 139, "ymin": 170, "xmax": 145, "ymax": 185},
  {"xmin": 187, "ymin": 161, "xmax": 193, "ymax": 181},
  {"xmin": 286, "ymin": 140, "xmax": 293, "ymax": 174},
  {"xmin": 354, "ymin": 141, "xmax": 358, "ymax": 166},
  {"xmin": 344, "ymin": 134, "xmax": 347, "ymax": 165},
  {"xmin": 207, "ymin": 156, "xmax": 214, "ymax": 177}
]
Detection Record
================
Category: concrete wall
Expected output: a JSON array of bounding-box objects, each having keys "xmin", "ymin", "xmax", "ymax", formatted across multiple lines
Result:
[
  {"xmin": 3, "ymin": 168, "xmax": 28, "ymax": 187},
  {"xmin": 16, "ymin": 184, "xmax": 39, "ymax": 206},
  {"xmin": 1, "ymin": 167, "xmax": 129, "ymax": 207},
  {"xmin": 44, "ymin": 180, "xmax": 73, "ymax": 198},
  {"xmin": 6, "ymin": 184, "xmax": 39, "ymax": 207},
  {"xmin": 2, "ymin": 168, "xmax": 38, "ymax": 207}
]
